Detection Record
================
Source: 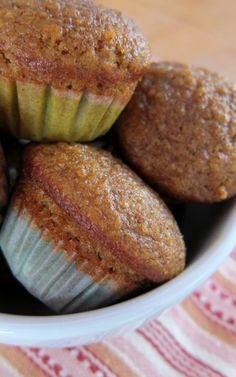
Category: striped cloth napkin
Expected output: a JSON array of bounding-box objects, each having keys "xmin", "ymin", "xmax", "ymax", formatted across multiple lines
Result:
[{"xmin": 0, "ymin": 249, "xmax": 235, "ymax": 377}]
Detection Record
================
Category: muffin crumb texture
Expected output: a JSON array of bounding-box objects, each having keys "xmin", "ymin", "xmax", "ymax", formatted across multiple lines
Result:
[
  {"xmin": 116, "ymin": 62, "xmax": 236, "ymax": 202},
  {"xmin": 0, "ymin": 0, "xmax": 150, "ymax": 96},
  {"xmin": 18, "ymin": 143, "xmax": 185, "ymax": 284}
]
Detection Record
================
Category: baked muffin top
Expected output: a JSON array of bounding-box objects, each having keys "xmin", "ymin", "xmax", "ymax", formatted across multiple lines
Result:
[
  {"xmin": 22, "ymin": 143, "xmax": 185, "ymax": 283},
  {"xmin": 0, "ymin": 0, "xmax": 150, "ymax": 97},
  {"xmin": 116, "ymin": 62, "xmax": 236, "ymax": 202}
]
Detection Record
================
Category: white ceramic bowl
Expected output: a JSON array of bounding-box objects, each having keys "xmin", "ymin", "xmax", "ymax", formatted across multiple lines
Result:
[{"xmin": 0, "ymin": 198, "xmax": 236, "ymax": 347}]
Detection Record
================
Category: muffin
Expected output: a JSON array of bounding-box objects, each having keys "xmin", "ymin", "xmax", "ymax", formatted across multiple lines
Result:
[
  {"xmin": 0, "ymin": 142, "xmax": 7, "ymax": 223},
  {"xmin": 115, "ymin": 62, "xmax": 236, "ymax": 203},
  {"xmin": 0, "ymin": 143, "xmax": 185, "ymax": 313},
  {"xmin": 0, "ymin": 0, "xmax": 150, "ymax": 142}
]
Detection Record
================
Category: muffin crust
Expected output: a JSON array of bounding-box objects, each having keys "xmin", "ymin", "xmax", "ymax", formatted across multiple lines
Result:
[
  {"xmin": 19, "ymin": 143, "xmax": 185, "ymax": 283},
  {"xmin": 14, "ymin": 178, "xmax": 143, "ymax": 292},
  {"xmin": 0, "ymin": 0, "xmax": 150, "ymax": 99},
  {"xmin": 116, "ymin": 62, "xmax": 236, "ymax": 202}
]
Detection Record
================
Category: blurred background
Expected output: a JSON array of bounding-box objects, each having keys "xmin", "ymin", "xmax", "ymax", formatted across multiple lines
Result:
[{"xmin": 100, "ymin": 0, "xmax": 236, "ymax": 81}]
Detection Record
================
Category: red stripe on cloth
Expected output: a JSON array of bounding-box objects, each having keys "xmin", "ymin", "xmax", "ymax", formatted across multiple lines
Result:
[
  {"xmin": 84, "ymin": 346, "xmax": 119, "ymax": 377},
  {"xmin": 66, "ymin": 347, "xmax": 118, "ymax": 377},
  {"xmin": 151, "ymin": 320, "xmax": 226, "ymax": 377},
  {"xmin": 19, "ymin": 348, "xmax": 52, "ymax": 377},
  {"xmin": 110, "ymin": 336, "xmax": 164, "ymax": 377},
  {"xmin": 166, "ymin": 306, "xmax": 236, "ymax": 368},
  {"xmin": 146, "ymin": 323, "xmax": 218, "ymax": 377},
  {"xmin": 139, "ymin": 320, "xmax": 226, "ymax": 377},
  {"xmin": 21, "ymin": 348, "xmax": 72, "ymax": 377},
  {"xmin": 191, "ymin": 292, "xmax": 236, "ymax": 335},
  {"xmin": 138, "ymin": 327, "xmax": 196, "ymax": 377},
  {"xmin": 208, "ymin": 279, "xmax": 236, "ymax": 302}
]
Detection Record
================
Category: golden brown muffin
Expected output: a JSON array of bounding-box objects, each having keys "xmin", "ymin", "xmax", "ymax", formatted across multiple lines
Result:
[
  {"xmin": 0, "ymin": 143, "xmax": 185, "ymax": 313},
  {"xmin": 0, "ymin": 0, "xmax": 151, "ymax": 141},
  {"xmin": 0, "ymin": 0, "xmax": 150, "ymax": 96},
  {"xmin": 0, "ymin": 142, "xmax": 7, "ymax": 223},
  {"xmin": 115, "ymin": 62, "xmax": 236, "ymax": 203}
]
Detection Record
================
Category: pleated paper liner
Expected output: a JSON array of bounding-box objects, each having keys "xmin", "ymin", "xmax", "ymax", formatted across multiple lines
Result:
[
  {"xmin": 0, "ymin": 205, "xmax": 140, "ymax": 313},
  {"xmin": 0, "ymin": 78, "xmax": 126, "ymax": 142}
]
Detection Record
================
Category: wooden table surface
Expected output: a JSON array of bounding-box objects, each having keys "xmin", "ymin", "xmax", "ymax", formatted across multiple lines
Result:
[{"xmin": 100, "ymin": 0, "xmax": 236, "ymax": 81}]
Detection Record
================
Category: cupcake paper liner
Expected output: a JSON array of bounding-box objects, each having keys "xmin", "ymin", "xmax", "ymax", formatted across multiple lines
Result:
[
  {"xmin": 0, "ymin": 207, "xmax": 131, "ymax": 313},
  {"xmin": 0, "ymin": 79, "xmax": 124, "ymax": 142}
]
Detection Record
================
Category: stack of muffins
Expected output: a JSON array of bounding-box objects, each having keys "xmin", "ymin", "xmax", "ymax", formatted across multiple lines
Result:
[{"xmin": 0, "ymin": 0, "xmax": 235, "ymax": 314}]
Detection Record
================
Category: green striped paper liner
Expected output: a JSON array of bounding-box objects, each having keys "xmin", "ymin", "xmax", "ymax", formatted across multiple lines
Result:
[{"xmin": 0, "ymin": 79, "xmax": 126, "ymax": 142}]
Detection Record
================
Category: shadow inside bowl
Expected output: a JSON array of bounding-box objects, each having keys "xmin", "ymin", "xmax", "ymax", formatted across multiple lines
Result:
[{"xmin": 0, "ymin": 198, "xmax": 233, "ymax": 315}]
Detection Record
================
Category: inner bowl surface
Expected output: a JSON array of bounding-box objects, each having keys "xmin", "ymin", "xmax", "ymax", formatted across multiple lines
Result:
[{"xmin": 0, "ymin": 198, "xmax": 236, "ymax": 347}]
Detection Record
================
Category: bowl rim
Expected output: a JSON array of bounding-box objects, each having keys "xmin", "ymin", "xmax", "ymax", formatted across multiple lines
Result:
[{"xmin": 0, "ymin": 198, "xmax": 236, "ymax": 344}]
